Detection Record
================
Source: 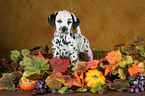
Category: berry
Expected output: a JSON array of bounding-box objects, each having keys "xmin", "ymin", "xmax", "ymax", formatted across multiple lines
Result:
[
  {"xmin": 128, "ymin": 73, "xmax": 145, "ymax": 93},
  {"xmin": 32, "ymin": 79, "xmax": 49, "ymax": 95}
]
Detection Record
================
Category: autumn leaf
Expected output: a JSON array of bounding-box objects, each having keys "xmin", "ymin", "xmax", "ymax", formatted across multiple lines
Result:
[
  {"xmin": 80, "ymin": 72, "xmax": 85, "ymax": 87},
  {"xmin": 49, "ymin": 57, "xmax": 69, "ymax": 73},
  {"xmin": 36, "ymin": 51, "xmax": 45, "ymax": 60},
  {"xmin": 45, "ymin": 73, "xmax": 64, "ymax": 89},
  {"xmin": 104, "ymin": 65, "xmax": 113, "ymax": 76},
  {"xmin": 106, "ymin": 50, "xmax": 122, "ymax": 64},
  {"xmin": 118, "ymin": 68, "xmax": 127, "ymax": 80},
  {"xmin": 63, "ymin": 75, "xmax": 73, "ymax": 88},
  {"xmin": 106, "ymin": 79, "xmax": 129, "ymax": 92},
  {"xmin": 71, "ymin": 72, "xmax": 82, "ymax": 87},
  {"xmin": 86, "ymin": 60, "xmax": 99, "ymax": 70},
  {"xmin": 77, "ymin": 62, "xmax": 87, "ymax": 74},
  {"xmin": 0, "ymin": 73, "xmax": 15, "ymax": 90},
  {"xmin": 128, "ymin": 64, "xmax": 140, "ymax": 76}
]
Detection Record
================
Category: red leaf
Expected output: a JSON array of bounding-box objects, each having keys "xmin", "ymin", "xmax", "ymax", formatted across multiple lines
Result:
[
  {"xmin": 49, "ymin": 57, "xmax": 69, "ymax": 73},
  {"xmin": 36, "ymin": 51, "xmax": 45, "ymax": 60},
  {"xmin": 86, "ymin": 60, "xmax": 99, "ymax": 70}
]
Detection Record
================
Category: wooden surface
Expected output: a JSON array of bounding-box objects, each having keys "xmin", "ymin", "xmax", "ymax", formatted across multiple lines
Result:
[{"xmin": 0, "ymin": 90, "xmax": 145, "ymax": 96}]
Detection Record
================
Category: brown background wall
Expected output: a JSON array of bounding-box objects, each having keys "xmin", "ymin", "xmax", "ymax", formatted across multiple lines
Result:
[{"xmin": 0, "ymin": 0, "xmax": 145, "ymax": 60}]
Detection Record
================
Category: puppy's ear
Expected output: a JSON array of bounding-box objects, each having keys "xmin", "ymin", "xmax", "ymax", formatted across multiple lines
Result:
[
  {"xmin": 71, "ymin": 13, "xmax": 80, "ymax": 30},
  {"xmin": 48, "ymin": 11, "xmax": 58, "ymax": 28}
]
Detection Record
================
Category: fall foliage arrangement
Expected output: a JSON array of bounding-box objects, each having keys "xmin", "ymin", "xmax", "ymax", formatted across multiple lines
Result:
[{"xmin": 0, "ymin": 34, "xmax": 145, "ymax": 95}]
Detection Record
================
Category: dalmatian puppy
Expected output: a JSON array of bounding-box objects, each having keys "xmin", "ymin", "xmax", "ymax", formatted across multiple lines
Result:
[{"xmin": 48, "ymin": 10, "xmax": 93, "ymax": 64}]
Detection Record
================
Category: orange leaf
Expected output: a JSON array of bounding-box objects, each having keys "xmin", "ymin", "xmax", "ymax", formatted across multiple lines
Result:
[
  {"xmin": 86, "ymin": 60, "xmax": 99, "ymax": 70},
  {"xmin": 104, "ymin": 65, "xmax": 113, "ymax": 76},
  {"xmin": 80, "ymin": 72, "xmax": 84, "ymax": 87},
  {"xmin": 71, "ymin": 72, "xmax": 82, "ymax": 87},
  {"xmin": 36, "ymin": 51, "xmax": 45, "ymax": 60},
  {"xmin": 128, "ymin": 64, "xmax": 140, "ymax": 76},
  {"xmin": 63, "ymin": 75, "xmax": 73, "ymax": 88},
  {"xmin": 106, "ymin": 50, "xmax": 121, "ymax": 64}
]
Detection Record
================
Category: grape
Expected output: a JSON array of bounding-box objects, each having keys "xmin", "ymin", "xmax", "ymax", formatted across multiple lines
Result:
[
  {"xmin": 140, "ymin": 87, "xmax": 144, "ymax": 92},
  {"xmin": 128, "ymin": 73, "xmax": 145, "ymax": 93},
  {"xmin": 128, "ymin": 88, "xmax": 134, "ymax": 93},
  {"xmin": 133, "ymin": 80, "xmax": 138, "ymax": 85},
  {"xmin": 135, "ymin": 88, "xmax": 139, "ymax": 93},
  {"xmin": 136, "ymin": 73, "xmax": 141, "ymax": 76},
  {"xmin": 140, "ymin": 76, "xmax": 144, "ymax": 80},
  {"xmin": 32, "ymin": 79, "xmax": 49, "ymax": 95}
]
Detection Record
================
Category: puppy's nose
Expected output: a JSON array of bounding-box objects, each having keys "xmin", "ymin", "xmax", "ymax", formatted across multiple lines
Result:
[{"xmin": 62, "ymin": 26, "xmax": 68, "ymax": 32}]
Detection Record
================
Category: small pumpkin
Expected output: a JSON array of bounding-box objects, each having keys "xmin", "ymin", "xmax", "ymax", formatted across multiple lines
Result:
[
  {"xmin": 19, "ymin": 71, "xmax": 37, "ymax": 90},
  {"xmin": 138, "ymin": 62, "xmax": 145, "ymax": 76},
  {"xmin": 133, "ymin": 59, "xmax": 145, "ymax": 76},
  {"xmin": 85, "ymin": 69, "xmax": 105, "ymax": 88}
]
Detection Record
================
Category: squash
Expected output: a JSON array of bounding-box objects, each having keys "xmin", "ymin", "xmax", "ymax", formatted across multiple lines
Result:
[
  {"xmin": 19, "ymin": 71, "xmax": 37, "ymax": 90},
  {"xmin": 85, "ymin": 69, "xmax": 105, "ymax": 88}
]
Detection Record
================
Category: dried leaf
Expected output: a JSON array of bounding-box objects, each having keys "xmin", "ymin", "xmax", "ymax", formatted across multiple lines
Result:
[
  {"xmin": 63, "ymin": 75, "xmax": 73, "ymax": 88},
  {"xmin": 128, "ymin": 64, "xmax": 140, "ymax": 76},
  {"xmin": 77, "ymin": 62, "xmax": 87, "ymax": 74},
  {"xmin": 132, "ymin": 34, "xmax": 144, "ymax": 46},
  {"xmin": 71, "ymin": 72, "xmax": 82, "ymax": 87},
  {"xmin": 49, "ymin": 57, "xmax": 69, "ymax": 73}
]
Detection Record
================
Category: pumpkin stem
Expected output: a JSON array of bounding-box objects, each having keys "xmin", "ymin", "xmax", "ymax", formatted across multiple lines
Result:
[{"xmin": 94, "ymin": 74, "xmax": 98, "ymax": 79}]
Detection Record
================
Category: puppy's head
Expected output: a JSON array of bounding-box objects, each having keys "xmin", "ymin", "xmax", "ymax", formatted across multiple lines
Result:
[{"xmin": 48, "ymin": 10, "xmax": 80, "ymax": 34}]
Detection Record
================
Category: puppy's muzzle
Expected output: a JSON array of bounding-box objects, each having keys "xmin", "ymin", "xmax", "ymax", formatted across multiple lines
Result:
[{"xmin": 61, "ymin": 26, "xmax": 68, "ymax": 33}]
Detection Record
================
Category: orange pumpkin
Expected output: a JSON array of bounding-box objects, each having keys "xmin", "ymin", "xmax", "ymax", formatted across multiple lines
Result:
[
  {"xmin": 0, "ymin": 88, "xmax": 3, "ymax": 91},
  {"xmin": 19, "ymin": 71, "xmax": 37, "ymax": 90}
]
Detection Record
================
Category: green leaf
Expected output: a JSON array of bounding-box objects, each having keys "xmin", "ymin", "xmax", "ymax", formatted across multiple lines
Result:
[
  {"xmin": 90, "ymin": 82, "xmax": 103, "ymax": 93},
  {"xmin": 93, "ymin": 47, "xmax": 101, "ymax": 51},
  {"xmin": 76, "ymin": 87, "xmax": 87, "ymax": 93},
  {"xmin": 21, "ymin": 49, "xmax": 30, "ymax": 57},
  {"xmin": 119, "ymin": 61, "xmax": 127, "ymax": 68},
  {"xmin": 10, "ymin": 50, "xmax": 20, "ymax": 61},
  {"xmin": 72, "ymin": 62, "xmax": 79, "ymax": 72},
  {"xmin": 118, "ymin": 68, "xmax": 127, "ymax": 80},
  {"xmin": 128, "ymin": 74, "xmax": 136, "ymax": 81},
  {"xmin": 135, "ymin": 46, "xmax": 144, "ymax": 57},
  {"xmin": 107, "ymin": 79, "xmax": 129, "ymax": 92},
  {"xmin": 0, "ymin": 73, "xmax": 15, "ymax": 90},
  {"xmin": 124, "ymin": 56, "xmax": 133, "ymax": 64},
  {"xmin": 58, "ymin": 86, "xmax": 69, "ymax": 94},
  {"xmin": 111, "ymin": 69, "xmax": 118, "ymax": 75},
  {"xmin": 20, "ymin": 57, "xmax": 49, "ymax": 76},
  {"xmin": 46, "ymin": 73, "xmax": 64, "ymax": 89}
]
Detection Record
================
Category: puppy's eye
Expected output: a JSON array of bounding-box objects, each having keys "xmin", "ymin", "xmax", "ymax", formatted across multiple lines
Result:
[
  {"xmin": 57, "ymin": 20, "xmax": 62, "ymax": 23},
  {"xmin": 67, "ymin": 21, "xmax": 72, "ymax": 25}
]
